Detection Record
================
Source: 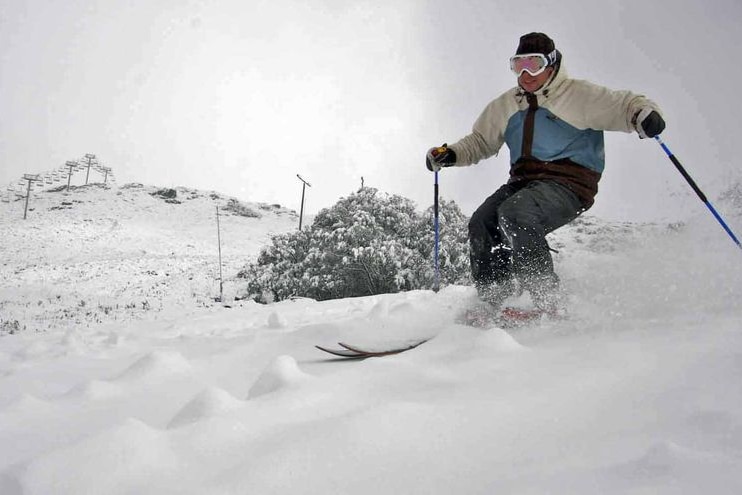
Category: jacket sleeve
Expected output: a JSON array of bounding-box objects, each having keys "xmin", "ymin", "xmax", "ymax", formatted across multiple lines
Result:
[
  {"xmin": 447, "ymin": 91, "xmax": 516, "ymax": 166},
  {"xmin": 569, "ymin": 79, "xmax": 663, "ymax": 133}
]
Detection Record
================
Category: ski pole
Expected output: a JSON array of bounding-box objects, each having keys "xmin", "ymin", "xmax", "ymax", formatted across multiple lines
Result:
[
  {"xmin": 433, "ymin": 170, "xmax": 441, "ymax": 292},
  {"xmin": 655, "ymin": 136, "xmax": 742, "ymax": 251}
]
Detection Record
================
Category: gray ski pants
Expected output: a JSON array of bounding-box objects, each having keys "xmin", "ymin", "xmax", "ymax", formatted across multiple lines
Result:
[{"xmin": 468, "ymin": 180, "xmax": 584, "ymax": 306}]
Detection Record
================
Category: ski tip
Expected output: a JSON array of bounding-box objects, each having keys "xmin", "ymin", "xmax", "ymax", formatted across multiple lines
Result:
[{"xmin": 314, "ymin": 345, "xmax": 368, "ymax": 359}]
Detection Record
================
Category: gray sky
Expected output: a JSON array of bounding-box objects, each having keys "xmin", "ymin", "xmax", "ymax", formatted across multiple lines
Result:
[{"xmin": 1, "ymin": 0, "xmax": 741, "ymax": 222}]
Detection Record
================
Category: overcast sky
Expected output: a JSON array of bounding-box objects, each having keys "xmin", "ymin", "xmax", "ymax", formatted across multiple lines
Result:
[{"xmin": 1, "ymin": 0, "xmax": 741, "ymax": 222}]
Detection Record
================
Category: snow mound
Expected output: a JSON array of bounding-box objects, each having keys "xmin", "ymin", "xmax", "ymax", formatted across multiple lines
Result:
[
  {"xmin": 266, "ymin": 311, "xmax": 287, "ymax": 329},
  {"xmin": 113, "ymin": 350, "xmax": 192, "ymax": 382},
  {"xmin": 474, "ymin": 326, "xmax": 526, "ymax": 352},
  {"xmin": 247, "ymin": 355, "xmax": 313, "ymax": 399},
  {"xmin": 168, "ymin": 387, "xmax": 244, "ymax": 428},
  {"xmin": 388, "ymin": 300, "xmax": 415, "ymax": 316},
  {"xmin": 0, "ymin": 393, "xmax": 51, "ymax": 416},
  {"xmin": 20, "ymin": 418, "xmax": 178, "ymax": 494},
  {"xmin": 640, "ymin": 440, "xmax": 720, "ymax": 465},
  {"xmin": 14, "ymin": 341, "xmax": 54, "ymax": 361},
  {"xmin": 620, "ymin": 440, "xmax": 736, "ymax": 474},
  {"xmin": 60, "ymin": 331, "xmax": 88, "ymax": 355},
  {"xmin": 419, "ymin": 325, "xmax": 526, "ymax": 358},
  {"xmin": 61, "ymin": 379, "xmax": 122, "ymax": 401},
  {"xmin": 102, "ymin": 331, "xmax": 123, "ymax": 347},
  {"xmin": 365, "ymin": 299, "xmax": 390, "ymax": 320},
  {"xmin": 600, "ymin": 440, "xmax": 742, "ymax": 492}
]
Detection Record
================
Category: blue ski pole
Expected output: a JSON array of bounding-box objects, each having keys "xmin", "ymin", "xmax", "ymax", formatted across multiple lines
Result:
[
  {"xmin": 655, "ymin": 136, "xmax": 742, "ymax": 251},
  {"xmin": 433, "ymin": 170, "xmax": 441, "ymax": 292}
]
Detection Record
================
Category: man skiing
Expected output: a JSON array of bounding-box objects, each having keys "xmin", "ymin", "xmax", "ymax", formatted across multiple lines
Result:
[{"xmin": 426, "ymin": 32, "xmax": 665, "ymax": 315}]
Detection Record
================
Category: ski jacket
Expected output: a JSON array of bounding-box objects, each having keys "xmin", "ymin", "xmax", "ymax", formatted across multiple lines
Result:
[{"xmin": 448, "ymin": 64, "xmax": 662, "ymax": 207}]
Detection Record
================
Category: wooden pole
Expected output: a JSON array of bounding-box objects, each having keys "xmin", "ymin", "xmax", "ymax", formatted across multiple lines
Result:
[
  {"xmin": 83, "ymin": 154, "xmax": 97, "ymax": 185},
  {"xmin": 65, "ymin": 161, "xmax": 77, "ymax": 191},
  {"xmin": 216, "ymin": 206, "xmax": 224, "ymax": 302},
  {"xmin": 296, "ymin": 174, "xmax": 312, "ymax": 230},
  {"xmin": 22, "ymin": 174, "xmax": 39, "ymax": 219},
  {"xmin": 23, "ymin": 180, "xmax": 32, "ymax": 220}
]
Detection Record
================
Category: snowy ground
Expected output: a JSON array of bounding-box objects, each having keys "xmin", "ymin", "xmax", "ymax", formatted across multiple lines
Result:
[{"xmin": 1, "ymin": 183, "xmax": 742, "ymax": 494}]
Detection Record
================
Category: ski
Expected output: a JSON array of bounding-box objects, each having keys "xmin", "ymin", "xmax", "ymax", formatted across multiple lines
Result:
[
  {"xmin": 338, "ymin": 339, "xmax": 429, "ymax": 357},
  {"xmin": 315, "ymin": 339, "xmax": 429, "ymax": 359},
  {"xmin": 314, "ymin": 345, "xmax": 368, "ymax": 358},
  {"xmin": 459, "ymin": 304, "xmax": 564, "ymax": 329},
  {"xmin": 498, "ymin": 307, "xmax": 566, "ymax": 327},
  {"xmin": 496, "ymin": 307, "xmax": 550, "ymax": 328}
]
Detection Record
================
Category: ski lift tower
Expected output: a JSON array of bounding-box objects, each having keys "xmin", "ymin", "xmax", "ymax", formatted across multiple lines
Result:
[
  {"xmin": 82, "ymin": 154, "xmax": 98, "ymax": 185},
  {"xmin": 22, "ymin": 174, "xmax": 41, "ymax": 219},
  {"xmin": 100, "ymin": 166, "xmax": 112, "ymax": 184},
  {"xmin": 65, "ymin": 161, "xmax": 78, "ymax": 191}
]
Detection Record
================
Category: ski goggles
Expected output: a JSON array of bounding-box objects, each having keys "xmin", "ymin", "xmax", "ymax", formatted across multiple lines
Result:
[{"xmin": 509, "ymin": 51, "xmax": 557, "ymax": 76}]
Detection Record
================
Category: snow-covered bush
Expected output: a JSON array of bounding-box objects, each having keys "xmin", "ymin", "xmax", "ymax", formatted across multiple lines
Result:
[
  {"xmin": 151, "ymin": 188, "xmax": 177, "ymax": 199},
  {"xmin": 0, "ymin": 319, "xmax": 23, "ymax": 336},
  {"xmin": 222, "ymin": 198, "xmax": 261, "ymax": 218},
  {"xmin": 239, "ymin": 188, "xmax": 470, "ymax": 302}
]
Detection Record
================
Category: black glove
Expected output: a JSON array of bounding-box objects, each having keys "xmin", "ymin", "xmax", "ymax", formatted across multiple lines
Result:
[
  {"xmin": 426, "ymin": 144, "xmax": 457, "ymax": 172},
  {"xmin": 634, "ymin": 108, "xmax": 666, "ymax": 139}
]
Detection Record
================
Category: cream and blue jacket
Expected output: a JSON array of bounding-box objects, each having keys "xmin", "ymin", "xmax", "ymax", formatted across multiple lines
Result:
[{"xmin": 449, "ymin": 64, "xmax": 662, "ymax": 206}]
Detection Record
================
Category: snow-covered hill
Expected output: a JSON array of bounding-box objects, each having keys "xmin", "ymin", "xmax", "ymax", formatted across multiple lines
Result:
[
  {"xmin": 1, "ymin": 182, "xmax": 742, "ymax": 494},
  {"xmin": 0, "ymin": 183, "xmax": 298, "ymax": 334}
]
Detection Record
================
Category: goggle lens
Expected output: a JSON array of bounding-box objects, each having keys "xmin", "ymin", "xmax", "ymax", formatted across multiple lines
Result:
[{"xmin": 510, "ymin": 54, "xmax": 548, "ymax": 76}]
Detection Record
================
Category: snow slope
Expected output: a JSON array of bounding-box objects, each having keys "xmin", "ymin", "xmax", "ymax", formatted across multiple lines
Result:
[
  {"xmin": 1, "ymin": 183, "xmax": 742, "ymax": 494},
  {"xmin": 0, "ymin": 183, "xmax": 298, "ymax": 333}
]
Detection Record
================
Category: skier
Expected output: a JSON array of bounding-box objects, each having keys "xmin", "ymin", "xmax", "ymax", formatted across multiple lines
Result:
[{"xmin": 426, "ymin": 32, "xmax": 665, "ymax": 315}]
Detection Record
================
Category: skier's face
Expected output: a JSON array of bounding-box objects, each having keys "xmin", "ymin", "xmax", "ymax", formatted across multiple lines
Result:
[{"xmin": 518, "ymin": 67, "xmax": 554, "ymax": 93}]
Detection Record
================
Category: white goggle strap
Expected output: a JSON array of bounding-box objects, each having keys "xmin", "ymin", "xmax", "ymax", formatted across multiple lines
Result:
[{"xmin": 546, "ymin": 49, "xmax": 558, "ymax": 65}]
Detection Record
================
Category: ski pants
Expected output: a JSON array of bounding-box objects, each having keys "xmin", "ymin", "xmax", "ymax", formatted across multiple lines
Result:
[{"xmin": 468, "ymin": 180, "xmax": 584, "ymax": 299}]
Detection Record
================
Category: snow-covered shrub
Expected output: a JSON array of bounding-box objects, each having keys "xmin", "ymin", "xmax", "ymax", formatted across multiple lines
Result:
[
  {"xmin": 0, "ymin": 319, "xmax": 23, "ymax": 336},
  {"xmin": 151, "ymin": 188, "xmax": 177, "ymax": 199},
  {"xmin": 239, "ymin": 188, "xmax": 470, "ymax": 302},
  {"xmin": 222, "ymin": 198, "xmax": 261, "ymax": 218}
]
